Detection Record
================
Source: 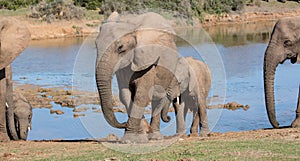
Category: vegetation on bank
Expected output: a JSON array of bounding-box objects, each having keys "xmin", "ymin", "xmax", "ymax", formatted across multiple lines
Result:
[
  {"xmin": 0, "ymin": 136, "xmax": 299, "ymax": 160},
  {"xmin": 0, "ymin": 0, "xmax": 266, "ymax": 22}
]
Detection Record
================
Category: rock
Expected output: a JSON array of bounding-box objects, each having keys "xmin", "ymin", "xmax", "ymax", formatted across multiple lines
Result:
[
  {"xmin": 113, "ymin": 107, "xmax": 126, "ymax": 113},
  {"xmin": 73, "ymin": 106, "xmax": 89, "ymax": 112},
  {"xmin": 50, "ymin": 109, "xmax": 64, "ymax": 115},
  {"xmin": 73, "ymin": 113, "xmax": 85, "ymax": 118}
]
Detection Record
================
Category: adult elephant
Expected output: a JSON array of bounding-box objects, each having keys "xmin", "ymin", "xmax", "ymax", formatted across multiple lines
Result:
[
  {"xmin": 0, "ymin": 18, "xmax": 31, "ymax": 141},
  {"xmin": 95, "ymin": 12, "xmax": 180, "ymax": 143},
  {"xmin": 161, "ymin": 57, "xmax": 212, "ymax": 137},
  {"xmin": 263, "ymin": 16, "xmax": 300, "ymax": 128}
]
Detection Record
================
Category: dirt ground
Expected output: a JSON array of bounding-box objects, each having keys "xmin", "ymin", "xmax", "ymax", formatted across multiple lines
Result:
[{"xmin": 0, "ymin": 128, "xmax": 299, "ymax": 160}]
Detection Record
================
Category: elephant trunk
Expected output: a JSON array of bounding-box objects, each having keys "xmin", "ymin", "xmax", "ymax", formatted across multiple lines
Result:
[
  {"xmin": 263, "ymin": 46, "xmax": 282, "ymax": 128},
  {"xmin": 5, "ymin": 66, "xmax": 19, "ymax": 140},
  {"xmin": 161, "ymin": 76, "xmax": 180, "ymax": 123},
  {"xmin": 96, "ymin": 52, "xmax": 127, "ymax": 129},
  {"xmin": 160, "ymin": 98, "xmax": 171, "ymax": 122},
  {"xmin": 17, "ymin": 118, "xmax": 28, "ymax": 140}
]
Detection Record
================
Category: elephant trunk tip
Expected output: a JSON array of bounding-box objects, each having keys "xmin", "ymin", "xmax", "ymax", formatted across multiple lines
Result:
[{"xmin": 162, "ymin": 115, "xmax": 171, "ymax": 123}]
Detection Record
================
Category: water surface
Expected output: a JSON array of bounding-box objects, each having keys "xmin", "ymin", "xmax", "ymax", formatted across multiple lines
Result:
[{"xmin": 12, "ymin": 21, "xmax": 300, "ymax": 140}]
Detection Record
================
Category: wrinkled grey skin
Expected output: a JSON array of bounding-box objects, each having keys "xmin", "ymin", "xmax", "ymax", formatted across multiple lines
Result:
[
  {"xmin": 7, "ymin": 92, "xmax": 32, "ymax": 140},
  {"xmin": 96, "ymin": 12, "xmax": 180, "ymax": 143},
  {"xmin": 263, "ymin": 16, "xmax": 300, "ymax": 128},
  {"xmin": 0, "ymin": 18, "xmax": 31, "ymax": 141},
  {"xmin": 116, "ymin": 65, "xmax": 170, "ymax": 140},
  {"xmin": 162, "ymin": 57, "xmax": 212, "ymax": 137}
]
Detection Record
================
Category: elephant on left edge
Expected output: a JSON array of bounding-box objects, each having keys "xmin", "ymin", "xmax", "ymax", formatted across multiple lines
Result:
[
  {"xmin": 7, "ymin": 91, "xmax": 32, "ymax": 140},
  {"xmin": 0, "ymin": 18, "xmax": 31, "ymax": 141}
]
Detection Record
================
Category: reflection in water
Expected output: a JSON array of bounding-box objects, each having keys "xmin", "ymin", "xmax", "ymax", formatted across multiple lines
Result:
[{"xmin": 12, "ymin": 21, "xmax": 300, "ymax": 140}]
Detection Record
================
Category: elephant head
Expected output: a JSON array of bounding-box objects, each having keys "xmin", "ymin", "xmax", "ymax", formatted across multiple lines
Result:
[
  {"xmin": 161, "ymin": 57, "xmax": 198, "ymax": 122},
  {"xmin": 263, "ymin": 16, "xmax": 300, "ymax": 128},
  {"xmin": 12, "ymin": 92, "xmax": 32, "ymax": 140},
  {"xmin": 95, "ymin": 12, "xmax": 178, "ymax": 129},
  {"xmin": 0, "ymin": 18, "xmax": 31, "ymax": 69}
]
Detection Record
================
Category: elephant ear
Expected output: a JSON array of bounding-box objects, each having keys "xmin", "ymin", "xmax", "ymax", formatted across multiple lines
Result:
[
  {"xmin": 130, "ymin": 12, "xmax": 178, "ymax": 72},
  {"xmin": 187, "ymin": 59, "xmax": 198, "ymax": 94},
  {"xmin": 175, "ymin": 57, "xmax": 190, "ymax": 93},
  {"xmin": 0, "ymin": 18, "xmax": 31, "ymax": 69}
]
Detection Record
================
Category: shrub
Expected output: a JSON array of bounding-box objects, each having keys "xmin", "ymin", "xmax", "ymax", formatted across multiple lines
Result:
[
  {"xmin": 0, "ymin": 0, "xmax": 40, "ymax": 10},
  {"xmin": 203, "ymin": 0, "xmax": 245, "ymax": 14},
  {"xmin": 29, "ymin": 0, "xmax": 85, "ymax": 22}
]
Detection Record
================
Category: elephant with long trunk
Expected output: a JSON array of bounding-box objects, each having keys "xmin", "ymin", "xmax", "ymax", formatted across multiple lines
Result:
[
  {"xmin": 0, "ymin": 18, "xmax": 31, "ymax": 141},
  {"xmin": 263, "ymin": 16, "xmax": 300, "ymax": 128},
  {"xmin": 95, "ymin": 12, "xmax": 180, "ymax": 143}
]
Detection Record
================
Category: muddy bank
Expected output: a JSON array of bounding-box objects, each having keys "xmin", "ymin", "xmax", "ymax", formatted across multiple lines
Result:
[{"xmin": 15, "ymin": 84, "xmax": 249, "ymax": 116}]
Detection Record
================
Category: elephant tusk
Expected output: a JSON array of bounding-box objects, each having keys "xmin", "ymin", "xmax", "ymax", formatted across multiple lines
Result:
[
  {"xmin": 176, "ymin": 97, "xmax": 180, "ymax": 104},
  {"xmin": 5, "ymin": 102, "xmax": 8, "ymax": 108}
]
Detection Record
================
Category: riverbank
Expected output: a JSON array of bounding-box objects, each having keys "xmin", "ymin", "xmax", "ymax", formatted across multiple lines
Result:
[
  {"xmin": 1, "ymin": 1, "xmax": 300, "ymax": 40},
  {"xmin": 0, "ymin": 128, "xmax": 299, "ymax": 160}
]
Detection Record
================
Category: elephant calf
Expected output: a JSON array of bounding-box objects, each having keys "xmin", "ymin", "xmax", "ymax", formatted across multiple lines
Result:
[
  {"xmin": 6, "ymin": 92, "xmax": 32, "ymax": 140},
  {"xmin": 162, "ymin": 57, "xmax": 212, "ymax": 137}
]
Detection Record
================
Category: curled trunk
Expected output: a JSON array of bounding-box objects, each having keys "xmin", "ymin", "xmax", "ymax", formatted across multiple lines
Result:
[{"xmin": 160, "ymin": 97, "xmax": 171, "ymax": 122}]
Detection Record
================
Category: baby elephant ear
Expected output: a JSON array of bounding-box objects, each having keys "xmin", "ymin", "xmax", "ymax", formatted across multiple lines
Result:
[
  {"xmin": 188, "ymin": 64, "xmax": 197, "ymax": 93},
  {"xmin": 0, "ymin": 18, "xmax": 31, "ymax": 69}
]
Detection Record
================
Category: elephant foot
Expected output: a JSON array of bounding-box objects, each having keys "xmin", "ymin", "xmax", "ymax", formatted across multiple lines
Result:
[
  {"xmin": 291, "ymin": 117, "xmax": 300, "ymax": 128},
  {"xmin": 199, "ymin": 128, "xmax": 210, "ymax": 137},
  {"xmin": 141, "ymin": 118, "xmax": 151, "ymax": 134},
  {"xmin": 148, "ymin": 131, "xmax": 164, "ymax": 140},
  {"xmin": 0, "ymin": 132, "xmax": 9, "ymax": 142},
  {"xmin": 189, "ymin": 132, "xmax": 199, "ymax": 137},
  {"xmin": 121, "ymin": 132, "xmax": 149, "ymax": 144},
  {"xmin": 175, "ymin": 130, "xmax": 186, "ymax": 136}
]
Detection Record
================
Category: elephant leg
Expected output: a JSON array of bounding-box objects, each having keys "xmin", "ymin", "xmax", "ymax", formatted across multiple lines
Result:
[
  {"xmin": 190, "ymin": 109, "xmax": 199, "ymax": 137},
  {"xmin": 121, "ymin": 67, "xmax": 155, "ymax": 143},
  {"xmin": 5, "ymin": 66, "xmax": 18, "ymax": 140},
  {"xmin": 148, "ymin": 99, "xmax": 164, "ymax": 140},
  {"xmin": 291, "ymin": 85, "xmax": 300, "ymax": 128},
  {"xmin": 199, "ymin": 104, "xmax": 210, "ymax": 137},
  {"xmin": 174, "ymin": 99, "xmax": 186, "ymax": 135},
  {"xmin": 0, "ymin": 69, "xmax": 9, "ymax": 141}
]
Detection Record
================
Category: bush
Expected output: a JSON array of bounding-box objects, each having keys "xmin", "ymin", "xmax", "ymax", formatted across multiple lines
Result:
[
  {"xmin": 203, "ymin": 0, "xmax": 244, "ymax": 14},
  {"xmin": 74, "ymin": 0, "xmax": 103, "ymax": 10},
  {"xmin": 0, "ymin": 0, "xmax": 39, "ymax": 10},
  {"xmin": 29, "ymin": 0, "xmax": 85, "ymax": 22}
]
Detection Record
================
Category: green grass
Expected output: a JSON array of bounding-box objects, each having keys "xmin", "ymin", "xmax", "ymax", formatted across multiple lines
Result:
[
  {"xmin": 0, "ymin": 7, "xmax": 28, "ymax": 16},
  {"xmin": 35, "ymin": 138, "xmax": 299, "ymax": 161},
  {"xmin": 84, "ymin": 9, "xmax": 103, "ymax": 20}
]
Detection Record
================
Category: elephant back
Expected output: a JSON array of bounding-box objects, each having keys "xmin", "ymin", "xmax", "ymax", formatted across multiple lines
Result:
[{"xmin": 0, "ymin": 18, "xmax": 31, "ymax": 69}]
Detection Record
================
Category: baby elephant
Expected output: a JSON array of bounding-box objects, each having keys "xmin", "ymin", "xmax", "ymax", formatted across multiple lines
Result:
[
  {"xmin": 162, "ymin": 57, "xmax": 212, "ymax": 137},
  {"xmin": 7, "ymin": 92, "xmax": 32, "ymax": 140}
]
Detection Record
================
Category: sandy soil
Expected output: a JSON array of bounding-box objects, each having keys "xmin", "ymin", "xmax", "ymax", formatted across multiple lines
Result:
[{"xmin": 0, "ymin": 128, "xmax": 298, "ymax": 160}]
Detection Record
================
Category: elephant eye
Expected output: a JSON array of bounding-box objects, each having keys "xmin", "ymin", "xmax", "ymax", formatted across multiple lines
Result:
[
  {"xmin": 284, "ymin": 40, "xmax": 292, "ymax": 47},
  {"xmin": 117, "ymin": 44, "xmax": 124, "ymax": 54}
]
